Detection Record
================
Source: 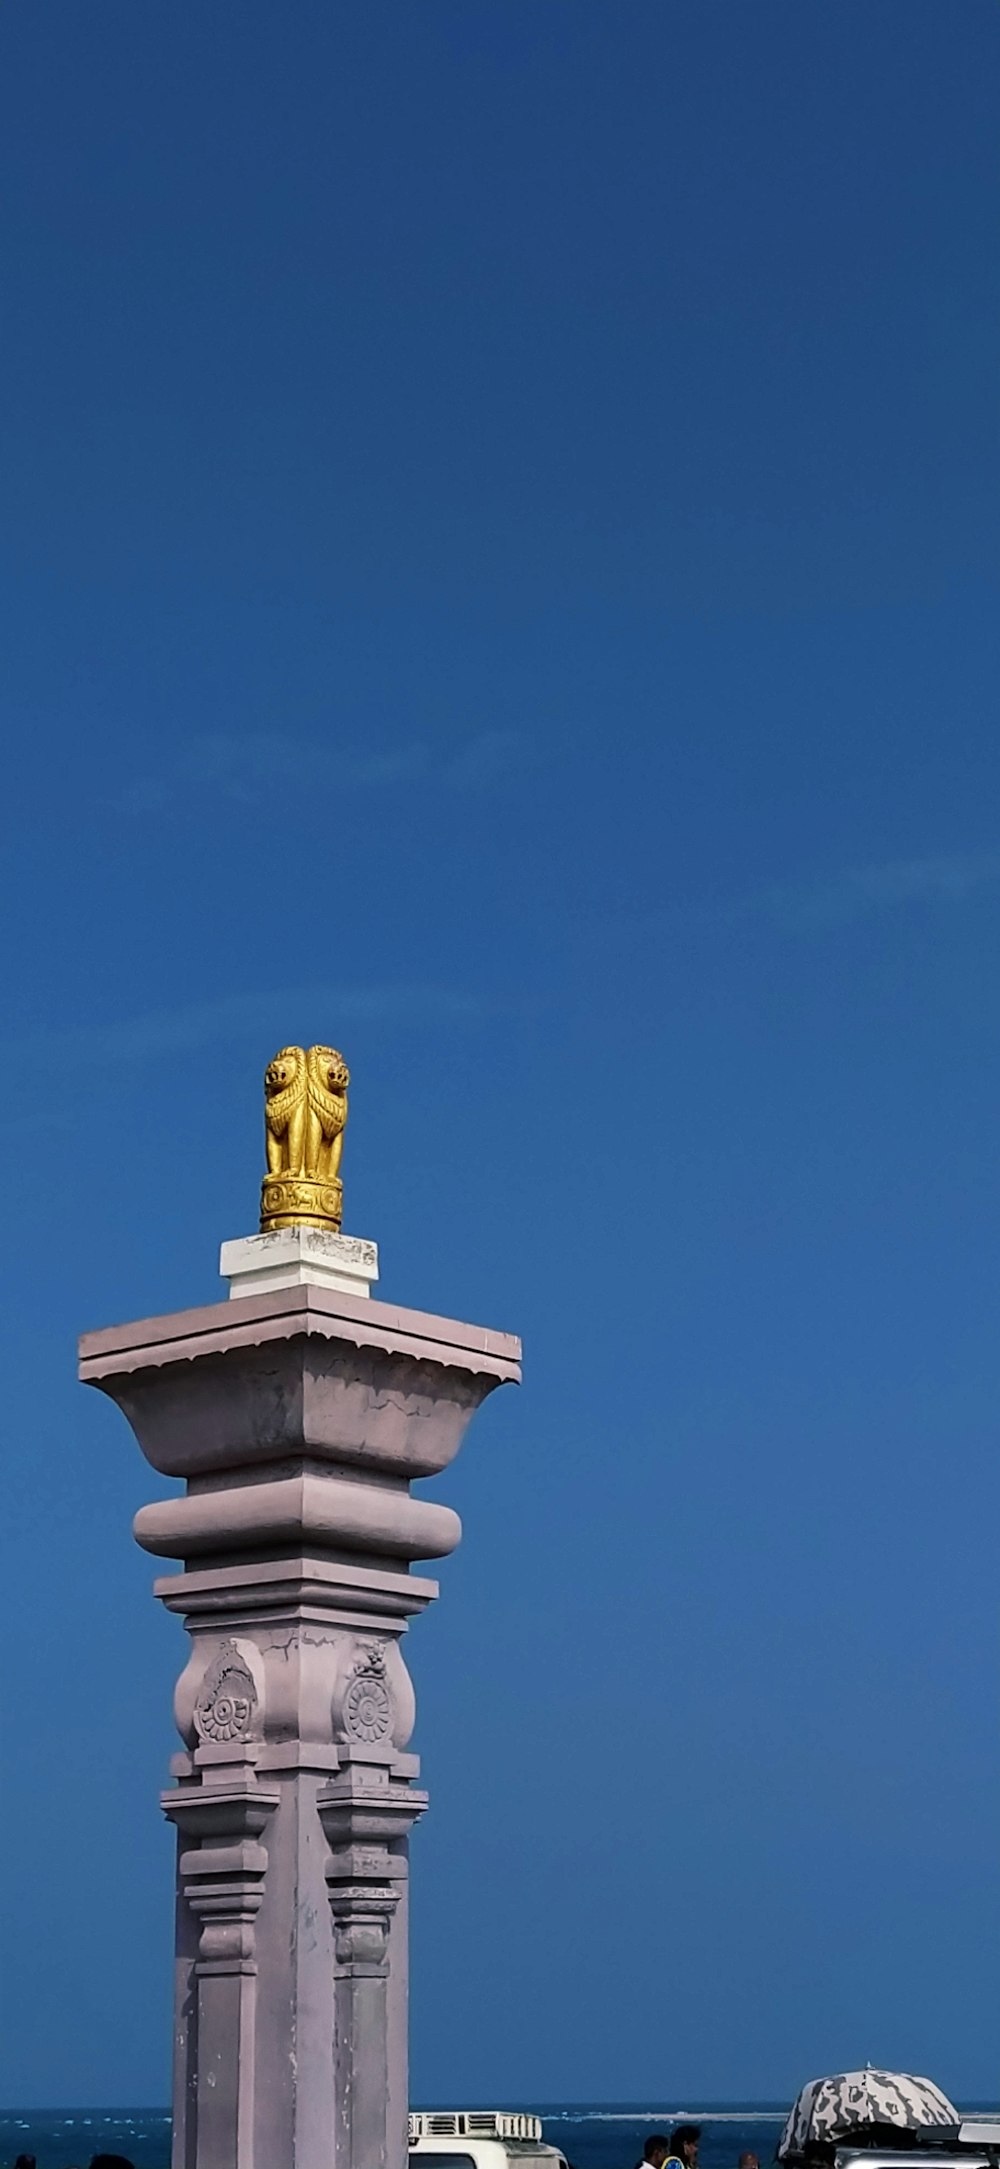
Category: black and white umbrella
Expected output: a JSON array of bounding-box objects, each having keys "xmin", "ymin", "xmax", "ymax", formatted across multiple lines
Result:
[{"xmin": 778, "ymin": 2070, "xmax": 958, "ymax": 2161}]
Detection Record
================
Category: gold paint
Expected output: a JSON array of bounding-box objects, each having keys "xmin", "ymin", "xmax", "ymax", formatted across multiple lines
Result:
[{"xmin": 260, "ymin": 1044, "xmax": 350, "ymax": 1230}]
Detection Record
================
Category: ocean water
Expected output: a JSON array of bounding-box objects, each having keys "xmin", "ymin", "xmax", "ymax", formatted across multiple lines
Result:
[
  {"xmin": 0, "ymin": 2106, "xmax": 785, "ymax": 2169},
  {"xmin": 1, "ymin": 2107, "xmax": 993, "ymax": 2169},
  {"xmin": 537, "ymin": 2108, "xmax": 788, "ymax": 2168}
]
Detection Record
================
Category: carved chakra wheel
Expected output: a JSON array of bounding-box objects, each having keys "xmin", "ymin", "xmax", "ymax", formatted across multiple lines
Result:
[
  {"xmin": 343, "ymin": 1671, "xmax": 393, "ymax": 1744},
  {"xmin": 341, "ymin": 1642, "xmax": 394, "ymax": 1746}
]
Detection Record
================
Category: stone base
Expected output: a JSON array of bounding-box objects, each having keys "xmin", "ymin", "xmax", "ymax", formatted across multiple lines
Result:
[{"xmin": 220, "ymin": 1227, "xmax": 379, "ymax": 1300}]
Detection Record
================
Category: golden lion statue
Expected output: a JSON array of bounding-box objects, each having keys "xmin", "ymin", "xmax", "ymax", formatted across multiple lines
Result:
[
  {"xmin": 263, "ymin": 1046, "xmax": 308, "ymax": 1178},
  {"xmin": 261, "ymin": 1043, "xmax": 350, "ymax": 1229},
  {"xmin": 304, "ymin": 1044, "xmax": 350, "ymax": 1181}
]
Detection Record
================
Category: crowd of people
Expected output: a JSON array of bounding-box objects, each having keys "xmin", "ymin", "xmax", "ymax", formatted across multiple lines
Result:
[{"xmin": 632, "ymin": 2124, "xmax": 761, "ymax": 2169}]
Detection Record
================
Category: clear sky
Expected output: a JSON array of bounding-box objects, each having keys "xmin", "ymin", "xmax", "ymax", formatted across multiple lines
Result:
[{"xmin": 1, "ymin": 0, "xmax": 999, "ymax": 2114}]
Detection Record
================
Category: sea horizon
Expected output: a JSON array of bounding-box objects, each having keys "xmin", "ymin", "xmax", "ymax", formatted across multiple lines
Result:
[{"xmin": 3, "ymin": 2100, "xmax": 997, "ymax": 2169}]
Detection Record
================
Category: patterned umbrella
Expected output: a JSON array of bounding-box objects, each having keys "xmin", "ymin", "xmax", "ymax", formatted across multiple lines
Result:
[{"xmin": 777, "ymin": 2070, "xmax": 958, "ymax": 2160}]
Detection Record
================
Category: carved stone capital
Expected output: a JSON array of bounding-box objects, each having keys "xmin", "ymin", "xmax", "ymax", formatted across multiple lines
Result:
[
  {"xmin": 165, "ymin": 1782, "xmax": 279, "ymax": 1978},
  {"xmin": 163, "ymin": 1783, "xmax": 279, "ymax": 1846},
  {"xmin": 81, "ymin": 1286, "xmax": 520, "ymax": 1486},
  {"xmin": 317, "ymin": 1773, "xmax": 427, "ymax": 1882},
  {"xmin": 327, "ymin": 1885, "xmax": 398, "ymax": 1971}
]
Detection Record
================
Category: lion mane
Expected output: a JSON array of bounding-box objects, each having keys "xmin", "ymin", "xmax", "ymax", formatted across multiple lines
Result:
[
  {"xmin": 263, "ymin": 1046, "xmax": 306, "ymax": 1136},
  {"xmin": 306, "ymin": 1045, "xmax": 350, "ymax": 1138}
]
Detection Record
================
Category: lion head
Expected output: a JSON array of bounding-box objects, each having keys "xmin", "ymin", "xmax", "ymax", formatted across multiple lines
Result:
[
  {"xmin": 265, "ymin": 1047, "xmax": 305, "ymax": 1099},
  {"xmin": 310, "ymin": 1046, "xmax": 350, "ymax": 1093}
]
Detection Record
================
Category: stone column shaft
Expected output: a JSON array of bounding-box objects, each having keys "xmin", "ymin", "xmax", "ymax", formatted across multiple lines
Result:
[{"xmin": 79, "ymin": 1280, "xmax": 519, "ymax": 2169}]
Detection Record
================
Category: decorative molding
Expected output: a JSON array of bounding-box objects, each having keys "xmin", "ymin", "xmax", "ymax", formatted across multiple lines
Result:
[
  {"xmin": 164, "ymin": 1782, "xmax": 279, "ymax": 1977},
  {"xmin": 327, "ymin": 1885, "xmax": 397, "ymax": 1970}
]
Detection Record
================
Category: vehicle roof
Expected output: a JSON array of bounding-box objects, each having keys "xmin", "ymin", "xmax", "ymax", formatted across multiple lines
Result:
[
  {"xmin": 409, "ymin": 2144, "xmax": 563, "ymax": 2158},
  {"xmin": 835, "ymin": 2154, "xmax": 993, "ymax": 2168},
  {"xmin": 409, "ymin": 2143, "xmax": 565, "ymax": 2162}
]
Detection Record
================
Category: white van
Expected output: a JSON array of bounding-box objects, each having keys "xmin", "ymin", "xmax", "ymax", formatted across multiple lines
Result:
[{"xmin": 409, "ymin": 2110, "xmax": 569, "ymax": 2169}]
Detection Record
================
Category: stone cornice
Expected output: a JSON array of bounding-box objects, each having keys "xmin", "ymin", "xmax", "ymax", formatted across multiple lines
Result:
[{"xmin": 79, "ymin": 1281, "xmax": 521, "ymax": 1383}]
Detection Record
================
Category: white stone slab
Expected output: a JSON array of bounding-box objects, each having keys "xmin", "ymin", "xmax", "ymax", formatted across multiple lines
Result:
[{"xmin": 220, "ymin": 1227, "xmax": 379, "ymax": 1300}]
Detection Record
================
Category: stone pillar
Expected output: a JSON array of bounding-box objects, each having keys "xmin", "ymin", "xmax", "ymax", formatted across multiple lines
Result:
[{"xmin": 79, "ymin": 1265, "xmax": 520, "ymax": 2169}]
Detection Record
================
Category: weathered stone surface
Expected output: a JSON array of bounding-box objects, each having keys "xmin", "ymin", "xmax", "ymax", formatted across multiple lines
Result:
[{"xmin": 220, "ymin": 1227, "xmax": 380, "ymax": 1301}]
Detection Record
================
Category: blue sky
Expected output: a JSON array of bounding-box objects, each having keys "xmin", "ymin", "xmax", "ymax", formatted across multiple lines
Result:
[{"xmin": 2, "ymin": 0, "xmax": 1000, "ymax": 2112}]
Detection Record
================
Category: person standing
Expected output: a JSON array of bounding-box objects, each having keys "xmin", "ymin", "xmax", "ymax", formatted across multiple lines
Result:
[
  {"xmin": 666, "ymin": 2124, "xmax": 702, "ymax": 2169},
  {"xmin": 633, "ymin": 2140, "xmax": 669, "ymax": 2169}
]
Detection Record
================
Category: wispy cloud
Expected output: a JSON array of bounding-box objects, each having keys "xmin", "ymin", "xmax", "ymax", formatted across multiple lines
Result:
[
  {"xmin": 12, "ymin": 983, "xmax": 517, "ymax": 1067},
  {"xmin": 123, "ymin": 729, "xmax": 524, "ymax": 814},
  {"xmin": 753, "ymin": 851, "xmax": 1000, "ymax": 929},
  {"xmin": 645, "ymin": 850, "xmax": 1000, "ymax": 936},
  {"xmin": 438, "ymin": 729, "xmax": 524, "ymax": 788}
]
